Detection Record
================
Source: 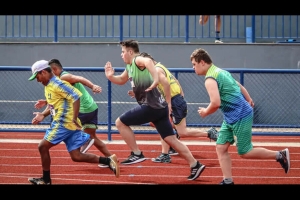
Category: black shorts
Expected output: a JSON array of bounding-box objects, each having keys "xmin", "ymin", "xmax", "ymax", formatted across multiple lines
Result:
[
  {"xmin": 170, "ymin": 95, "xmax": 187, "ymax": 125},
  {"xmin": 119, "ymin": 105, "xmax": 175, "ymax": 139},
  {"xmin": 78, "ymin": 108, "xmax": 98, "ymax": 126}
]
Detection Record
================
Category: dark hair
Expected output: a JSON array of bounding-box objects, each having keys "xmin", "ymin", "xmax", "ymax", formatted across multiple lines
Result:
[
  {"xmin": 119, "ymin": 39, "xmax": 139, "ymax": 53},
  {"xmin": 48, "ymin": 58, "xmax": 63, "ymax": 68},
  {"xmin": 190, "ymin": 48, "xmax": 212, "ymax": 64},
  {"xmin": 43, "ymin": 67, "xmax": 52, "ymax": 73},
  {"xmin": 139, "ymin": 52, "xmax": 154, "ymax": 60},
  {"xmin": 139, "ymin": 52, "xmax": 156, "ymax": 64}
]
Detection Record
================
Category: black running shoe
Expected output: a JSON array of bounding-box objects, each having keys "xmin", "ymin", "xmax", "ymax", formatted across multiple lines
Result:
[
  {"xmin": 207, "ymin": 127, "xmax": 219, "ymax": 142},
  {"xmin": 187, "ymin": 161, "xmax": 206, "ymax": 180},
  {"xmin": 276, "ymin": 148, "xmax": 290, "ymax": 173},
  {"xmin": 28, "ymin": 177, "xmax": 51, "ymax": 185},
  {"xmin": 121, "ymin": 151, "xmax": 146, "ymax": 165}
]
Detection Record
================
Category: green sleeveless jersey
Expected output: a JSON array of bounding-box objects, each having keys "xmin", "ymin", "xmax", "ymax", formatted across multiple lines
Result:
[
  {"xmin": 60, "ymin": 71, "xmax": 98, "ymax": 113},
  {"xmin": 205, "ymin": 65, "xmax": 252, "ymax": 124},
  {"xmin": 125, "ymin": 57, "xmax": 167, "ymax": 109}
]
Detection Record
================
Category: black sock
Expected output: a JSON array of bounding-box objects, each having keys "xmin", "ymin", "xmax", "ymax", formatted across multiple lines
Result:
[
  {"xmin": 43, "ymin": 170, "xmax": 51, "ymax": 182},
  {"xmin": 216, "ymin": 31, "xmax": 220, "ymax": 40},
  {"xmin": 99, "ymin": 157, "xmax": 110, "ymax": 165}
]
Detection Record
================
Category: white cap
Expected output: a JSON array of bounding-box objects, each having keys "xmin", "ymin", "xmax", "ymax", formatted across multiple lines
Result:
[{"xmin": 28, "ymin": 60, "xmax": 49, "ymax": 81}]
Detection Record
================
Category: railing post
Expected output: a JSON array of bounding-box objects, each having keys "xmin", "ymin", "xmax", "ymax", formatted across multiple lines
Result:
[
  {"xmin": 107, "ymin": 79, "xmax": 112, "ymax": 141},
  {"xmin": 119, "ymin": 15, "xmax": 123, "ymax": 42},
  {"xmin": 185, "ymin": 15, "xmax": 189, "ymax": 43},
  {"xmin": 53, "ymin": 15, "xmax": 58, "ymax": 42},
  {"xmin": 240, "ymin": 71, "xmax": 244, "ymax": 85},
  {"xmin": 251, "ymin": 15, "xmax": 255, "ymax": 43}
]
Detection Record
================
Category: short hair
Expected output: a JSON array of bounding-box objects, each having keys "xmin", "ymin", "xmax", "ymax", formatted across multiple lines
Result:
[
  {"xmin": 44, "ymin": 67, "xmax": 52, "ymax": 73},
  {"xmin": 119, "ymin": 39, "xmax": 139, "ymax": 53},
  {"xmin": 139, "ymin": 52, "xmax": 155, "ymax": 62},
  {"xmin": 190, "ymin": 48, "xmax": 212, "ymax": 64},
  {"xmin": 48, "ymin": 58, "xmax": 63, "ymax": 68}
]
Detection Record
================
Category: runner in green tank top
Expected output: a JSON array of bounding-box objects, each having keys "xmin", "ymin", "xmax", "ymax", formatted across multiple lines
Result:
[
  {"xmin": 127, "ymin": 52, "xmax": 219, "ymax": 163},
  {"xmin": 34, "ymin": 59, "xmax": 114, "ymax": 168},
  {"xmin": 105, "ymin": 39, "xmax": 206, "ymax": 180},
  {"xmin": 190, "ymin": 48, "xmax": 290, "ymax": 184}
]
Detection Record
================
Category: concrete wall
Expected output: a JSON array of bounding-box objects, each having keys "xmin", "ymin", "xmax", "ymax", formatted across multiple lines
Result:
[{"xmin": 0, "ymin": 43, "xmax": 300, "ymax": 69}]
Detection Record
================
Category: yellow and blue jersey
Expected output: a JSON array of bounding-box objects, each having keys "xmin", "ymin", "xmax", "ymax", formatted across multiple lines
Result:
[
  {"xmin": 45, "ymin": 76, "xmax": 82, "ymax": 130},
  {"xmin": 155, "ymin": 62, "xmax": 181, "ymax": 98}
]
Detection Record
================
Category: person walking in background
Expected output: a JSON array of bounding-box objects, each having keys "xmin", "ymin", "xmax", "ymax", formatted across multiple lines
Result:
[
  {"xmin": 28, "ymin": 60, "xmax": 119, "ymax": 185},
  {"xmin": 104, "ymin": 39, "xmax": 206, "ymax": 180},
  {"xmin": 34, "ymin": 59, "xmax": 114, "ymax": 168},
  {"xmin": 127, "ymin": 52, "xmax": 219, "ymax": 163},
  {"xmin": 190, "ymin": 48, "xmax": 290, "ymax": 185},
  {"xmin": 199, "ymin": 15, "xmax": 223, "ymax": 43}
]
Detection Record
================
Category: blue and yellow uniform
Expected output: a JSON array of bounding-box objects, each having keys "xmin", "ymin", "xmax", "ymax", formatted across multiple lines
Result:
[
  {"xmin": 155, "ymin": 62, "xmax": 187, "ymax": 125},
  {"xmin": 205, "ymin": 64, "xmax": 253, "ymax": 155},
  {"xmin": 59, "ymin": 71, "xmax": 98, "ymax": 130},
  {"xmin": 44, "ymin": 76, "xmax": 90, "ymax": 152}
]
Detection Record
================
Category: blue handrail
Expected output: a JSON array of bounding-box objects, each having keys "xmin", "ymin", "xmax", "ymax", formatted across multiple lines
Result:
[{"xmin": 1, "ymin": 15, "xmax": 299, "ymax": 43}]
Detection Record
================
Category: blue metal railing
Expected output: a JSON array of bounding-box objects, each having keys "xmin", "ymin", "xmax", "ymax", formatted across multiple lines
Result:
[
  {"xmin": 1, "ymin": 66, "xmax": 300, "ymax": 140},
  {"xmin": 0, "ymin": 15, "xmax": 299, "ymax": 43}
]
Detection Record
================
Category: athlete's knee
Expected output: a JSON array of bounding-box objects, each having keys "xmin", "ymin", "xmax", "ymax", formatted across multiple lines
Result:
[
  {"xmin": 70, "ymin": 151, "xmax": 81, "ymax": 162},
  {"xmin": 115, "ymin": 117, "xmax": 126, "ymax": 128},
  {"xmin": 176, "ymin": 129, "xmax": 188, "ymax": 137},
  {"xmin": 38, "ymin": 140, "xmax": 51, "ymax": 153},
  {"xmin": 239, "ymin": 154, "xmax": 248, "ymax": 158},
  {"xmin": 237, "ymin": 147, "xmax": 253, "ymax": 158},
  {"xmin": 216, "ymin": 143, "xmax": 229, "ymax": 155},
  {"xmin": 163, "ymin": 134, "xmax": 176, "ymax": 143},
  {"xmin": 94, "ymin": 138, "xmax": 107, "ymax": 147}
]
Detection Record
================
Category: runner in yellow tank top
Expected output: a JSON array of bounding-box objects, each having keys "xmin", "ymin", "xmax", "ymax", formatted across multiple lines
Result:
[{"xmin": 128, "ymin": 52, "xmax": 219, "ymax": 163}]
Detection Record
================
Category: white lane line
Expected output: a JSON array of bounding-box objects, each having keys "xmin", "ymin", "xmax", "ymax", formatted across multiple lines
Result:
[
  {"xmin": 0, "ymin": 173, "xmax": 300, "ymax": 180},
  {"xmin": 1, "ymin": 138, "xmax": 300, "ymax": 147},
  {"xmin": 0, "ymin": 174, "xmax": 157, "ymax": 185}
]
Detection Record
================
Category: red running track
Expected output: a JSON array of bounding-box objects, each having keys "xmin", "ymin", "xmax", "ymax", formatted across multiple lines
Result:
[{"xmin": 0, "ymin": 132, "xmax": 299, "ymax": 185}]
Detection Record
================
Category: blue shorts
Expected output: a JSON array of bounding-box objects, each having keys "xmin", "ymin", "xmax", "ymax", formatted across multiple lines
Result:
[
  {"xmin": 170, "ymin": 94, "xmax": 187, "ymax": 125},
  {"xmin": 44, "ymin": 121, "xmax": 90, "ymax": 152},
  {"xmin": 78, "ymin": 108, "xmax": 98, "ymax": 130},
  {"xmin": 119, "ymin": 104, "xmax": 175, "ymax": 139}
]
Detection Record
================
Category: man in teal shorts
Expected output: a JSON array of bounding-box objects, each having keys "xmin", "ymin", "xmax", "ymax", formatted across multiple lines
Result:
[{"xmin": 190, "ymin": 48, "xmax": 291, "ymax": 185}]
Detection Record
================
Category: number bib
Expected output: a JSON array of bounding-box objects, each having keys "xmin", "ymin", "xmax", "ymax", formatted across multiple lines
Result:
[{"xmin": 49, "ymin": 104, "xmax": 56, "ymax": 116}]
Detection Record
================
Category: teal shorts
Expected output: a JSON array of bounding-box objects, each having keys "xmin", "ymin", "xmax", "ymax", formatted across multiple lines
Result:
[
  {"xmin": 44, "ymin": 120, "xmax": 90, "ymax": 152},
  {"xmin": 216, "ymin": 112, "xmax": 253, "ymax": 155}
]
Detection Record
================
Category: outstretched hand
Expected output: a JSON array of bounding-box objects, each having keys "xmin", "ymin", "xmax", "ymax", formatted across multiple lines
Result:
[
  {"xmin": 32, "ymin": 112, "xmax": 45, "ymax": 124},
  {"xmin": 73, "ymin": 119, "xmax": 82, "ymax": 130},
  {"xmin": 92, "ymin": 84, "xmax": 102, "ymax": 94},
  {"xmin": 198, "ymin": 107, "xmax": 207, "ymax": 118},
  {"xmin": 104, "ymin": 61, "xmax": 114, "ymax": 78},
  {"xmin": 128, "ymin": 90, "xmax": 135, "ymax": 98},
  {"xmin": 145, "ymin": 83, "xmax": 158, "ymax": 92},
  {"xmin": 34, "ymin": 99, "xmax": 47, "ymax": 109}
]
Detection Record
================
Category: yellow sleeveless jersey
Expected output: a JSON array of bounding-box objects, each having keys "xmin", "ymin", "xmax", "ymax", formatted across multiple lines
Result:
[
  {"xmin": 45, "ymin": 76, "xmax": 82, "ymax": 130},
  {"xmin": 155, "ymin": 62, "xmax": 181, "ymax": 98}
]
